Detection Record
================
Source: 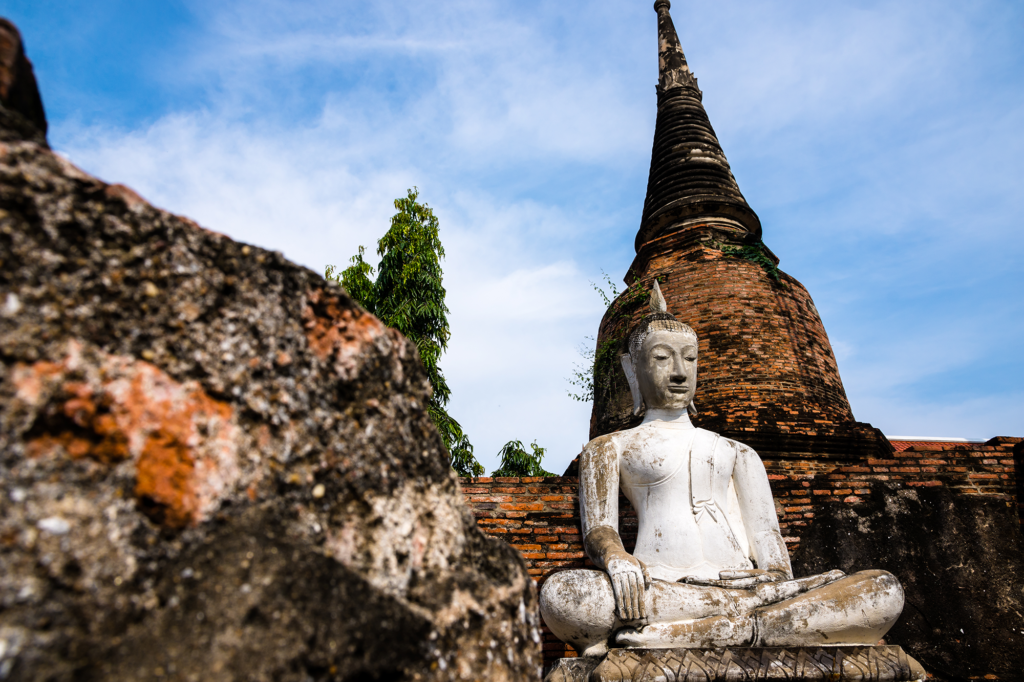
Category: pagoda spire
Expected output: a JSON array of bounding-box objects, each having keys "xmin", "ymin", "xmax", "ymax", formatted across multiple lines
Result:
[
  {"xmin": 637, "ymin": 0, "xmax": 761, "ymax": 251},
  {"xmin": 654, "ymin": 0, "xmax": 699, "ymax": 94}
]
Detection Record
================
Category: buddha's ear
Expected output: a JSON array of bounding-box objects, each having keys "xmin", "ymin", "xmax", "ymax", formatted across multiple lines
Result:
[
  {"xmin": 688, "ymin": 400, "xmax": 698, "ymax": 416},
  {"xmin": 620, "ymin": 354, "xmax": 643, "ymax": 416}
]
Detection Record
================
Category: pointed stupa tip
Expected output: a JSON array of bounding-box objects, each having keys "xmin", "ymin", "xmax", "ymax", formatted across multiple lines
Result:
[
  {"xmin": 650, "ymin": 279, "xmax": 668, "ymax": 313},
  {"xmin": 633, "ymin": 0, "xmax": 763, "ymax": 251},
  {"xmin": 654, "ymin": 0, "xmax": 699, "ymax": 94}
]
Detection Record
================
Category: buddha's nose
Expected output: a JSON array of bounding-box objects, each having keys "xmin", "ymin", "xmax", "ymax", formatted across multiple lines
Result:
[{"xmin": 670, "ymin": 357, "xmax": 687, "ymax": 383}]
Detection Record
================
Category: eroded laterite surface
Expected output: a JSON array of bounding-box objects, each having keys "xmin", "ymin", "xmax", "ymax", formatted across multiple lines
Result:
[
  {"xmin": 12, "ymin": 341, "xmax": 238, "ymax": 529},
  {"xmin": 303, "ymin": 287, "xmax": 396, "ymax": 381}
]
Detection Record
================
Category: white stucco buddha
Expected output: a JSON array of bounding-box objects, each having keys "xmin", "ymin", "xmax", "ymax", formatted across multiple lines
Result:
[{"xmin": 539, "ymin": 282, "xmax": 905, "ymax": 658}]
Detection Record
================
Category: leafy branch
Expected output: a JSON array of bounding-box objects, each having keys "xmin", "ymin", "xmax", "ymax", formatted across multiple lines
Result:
[
  {"xmin": 491, "ymin": 440, "xmax": 555, "ymax": 477},
  {"xmin": 326, "ymin": 188, "xmax": 484, "ymax": 477}
]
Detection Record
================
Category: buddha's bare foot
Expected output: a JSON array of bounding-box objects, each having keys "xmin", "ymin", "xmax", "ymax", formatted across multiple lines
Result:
[
  {"xmin": 580, "ymin": 641, "xmax": 610, "ymax": 658},
  {"xmin": 614, "ymin": 614, "xmax": 755, "ymax": 649},
  {"xmin": 613, "ymin": 626, "xmax": 647, "ymax": 648},
  {"xmin": 796, "ymin": 569, "xmax": 846, "ymax": 590}
]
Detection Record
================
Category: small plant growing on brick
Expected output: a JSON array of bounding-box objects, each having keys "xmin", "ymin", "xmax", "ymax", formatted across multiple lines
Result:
[
  {"xmin": 491, "ymin": 440, "xmax": 555, "ymax": 477},
  {"xmin": 717, "ymin": 240, "xmax": 785, "ymax": 285},
  {"xmin": 568, "ymin": 273, "xmax": 653, "ymax": 404}
]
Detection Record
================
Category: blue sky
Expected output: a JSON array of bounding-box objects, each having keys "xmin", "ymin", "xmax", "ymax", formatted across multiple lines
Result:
[{"xmin": 6, "ymin": 0, "xmax": 1023, "ymax": 474}]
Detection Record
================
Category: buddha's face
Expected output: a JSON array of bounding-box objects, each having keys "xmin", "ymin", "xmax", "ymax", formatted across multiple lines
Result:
[{"xmin": 636, "ymin": 330, "xmax": 698, "ymax": 411}]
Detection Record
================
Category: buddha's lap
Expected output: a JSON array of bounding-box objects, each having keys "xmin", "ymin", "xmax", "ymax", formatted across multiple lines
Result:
[{"xmin": 540, "ymin": 568, "xmax": 900, "ymax": 625}]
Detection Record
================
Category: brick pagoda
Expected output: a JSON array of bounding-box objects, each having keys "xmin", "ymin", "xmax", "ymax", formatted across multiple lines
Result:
[{"xmin": 587, "ymin": 0, "xmax": 887, "ymax": 462}]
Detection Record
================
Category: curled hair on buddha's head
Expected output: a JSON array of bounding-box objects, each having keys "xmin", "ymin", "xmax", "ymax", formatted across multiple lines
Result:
[{"xmin": 619, "ymin": 280, "xmax": 699, "ymax": 416}]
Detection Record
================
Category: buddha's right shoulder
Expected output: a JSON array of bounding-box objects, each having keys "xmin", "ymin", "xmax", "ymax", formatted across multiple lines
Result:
[{"xmin": 582, "ymin": 432, "xmax": 620, "ymax": 457}]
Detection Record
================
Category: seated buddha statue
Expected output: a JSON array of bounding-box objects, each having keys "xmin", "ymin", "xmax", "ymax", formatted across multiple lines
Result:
[{"xmin": 539, "ymin": 282, "xmax": 905, "ymax": 658}]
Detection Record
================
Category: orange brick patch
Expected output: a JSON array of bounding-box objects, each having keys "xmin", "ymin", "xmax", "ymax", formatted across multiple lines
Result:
[{"xmin": 13, "ymin": 342, "xmax": 239, "ymax": 529}]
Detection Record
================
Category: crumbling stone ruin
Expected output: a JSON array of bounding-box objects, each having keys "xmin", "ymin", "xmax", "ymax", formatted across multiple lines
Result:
[{"xmin": 0, "ymin": 19, "xmax": 540, "ymax": 681}]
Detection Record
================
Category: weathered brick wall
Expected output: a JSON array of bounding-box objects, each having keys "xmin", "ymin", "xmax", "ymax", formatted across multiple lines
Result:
[
  {"xmin": 766, "ymin": 438, "xmax": 1021, "ymax": 553},
  {"xmin": 461, "ymin": 437, "xmax": 1022, "ymax": 669}
]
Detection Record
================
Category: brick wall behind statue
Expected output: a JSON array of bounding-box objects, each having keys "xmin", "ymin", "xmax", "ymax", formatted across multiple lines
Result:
[{"xmin": 462, "ymin": 437, "xmax": 1022, "ymax": 668}]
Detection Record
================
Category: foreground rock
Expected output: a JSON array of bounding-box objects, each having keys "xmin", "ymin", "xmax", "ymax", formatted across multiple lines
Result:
[
  {"xmin": 793, "ymin": 482, "xmax": 1024, "ymax": 681},
  {"xmin": 0, "ymin": 116, "xmax": 539, "ymax": 680}
]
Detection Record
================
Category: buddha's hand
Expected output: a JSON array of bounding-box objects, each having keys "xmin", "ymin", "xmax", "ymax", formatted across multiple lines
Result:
[
  {"xmin": 719, "ymin": 568, "xmax": 788, "ymax": 587},
  {"xmin": 605, "ymin": 553, "xmax": 651, "ymax": 621},
  {"xmin": 683, "ymin": 568, "xmax": 788, "ymax": 589}
]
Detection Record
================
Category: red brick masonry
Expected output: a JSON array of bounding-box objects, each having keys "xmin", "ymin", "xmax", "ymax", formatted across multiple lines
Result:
[{"xmin": 461, "ymin": 437, "xmax": 1022, "ymax": 666}]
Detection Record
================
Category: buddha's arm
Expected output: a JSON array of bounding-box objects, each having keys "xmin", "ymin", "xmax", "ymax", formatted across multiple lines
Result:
[
  {"xmin": 732, "ymin": 443, "xmax": 793, "ymax": 580},
  {"xmin": 579, "ymin": 436, "xmax": 621, "ymax": 570},
  {"xmin": 579, "ymin": 436, "xmax": 649, "ymax": 621}
]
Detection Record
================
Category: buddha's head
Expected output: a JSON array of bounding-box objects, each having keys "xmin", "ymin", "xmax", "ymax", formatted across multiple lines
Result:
[{"xmin": 620, "ymin": 280, "xmax": 698, "ymax": 415}]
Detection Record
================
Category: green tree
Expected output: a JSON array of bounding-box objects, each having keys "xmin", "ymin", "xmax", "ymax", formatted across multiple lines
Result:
[
  {"xmin": 326, "ymin": 188, "xmax": 483, "ymax": 477},
  {"xmin": 491, "ymin": 440, "xmax": 555, "ymax": 478},
  {"xmin": 447, "ymin": 433, "xmax": 482, "ymax": 478}
]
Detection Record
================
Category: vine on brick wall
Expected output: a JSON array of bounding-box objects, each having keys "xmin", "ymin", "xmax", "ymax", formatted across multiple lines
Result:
[
  {"xmin": 716, "ymin": 240, "xmax": 785, "ymax": 286},
  {"xmin": 568, "ymin": 273, "xmax": 653, "ymax": 404}
]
